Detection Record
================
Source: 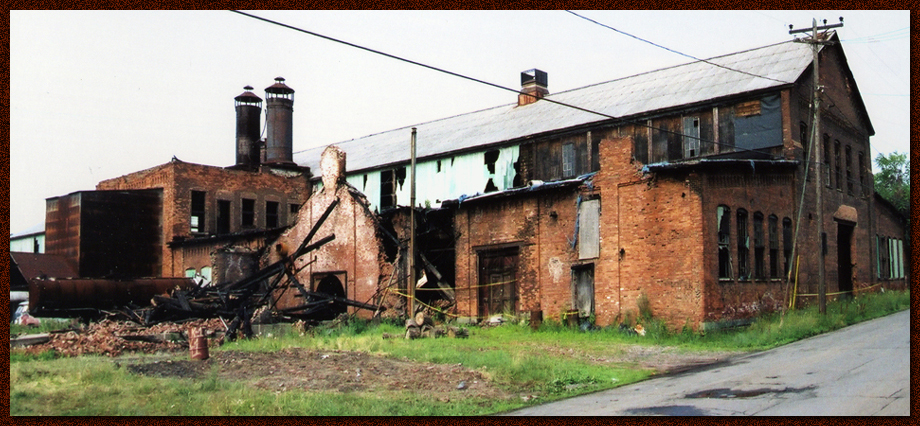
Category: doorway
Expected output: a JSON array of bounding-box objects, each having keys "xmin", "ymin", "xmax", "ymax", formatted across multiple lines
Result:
[
  {"xmin": 572, "ymin": 264, "xmax": 595, "ymax": 318},
  {"xmin": 313, "ymin": 273, "xmax": 347, "ymax": 320},
  {"xmin": 837, "ymin": 223, "xmax": 854, "ymax": 297}
]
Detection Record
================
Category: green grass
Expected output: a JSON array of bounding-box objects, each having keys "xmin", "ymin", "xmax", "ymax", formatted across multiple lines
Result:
[{"xmin": 10, "ymin": 289, "xmax": 909, "ymax": 415}]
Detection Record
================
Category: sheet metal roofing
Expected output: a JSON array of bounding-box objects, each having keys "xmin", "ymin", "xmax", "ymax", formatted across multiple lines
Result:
[{"xmin": 294, "ymin": 38, "xmax": 818, "ymax": 177}]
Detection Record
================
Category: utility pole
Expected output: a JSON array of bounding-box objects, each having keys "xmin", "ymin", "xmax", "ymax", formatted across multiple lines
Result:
[
  {"xmin": 408, "ymin": 127, "xmax": 417, "ymax": 317},
  {"xmin": 790, "ymin": 17, "xmax": 843, "ymax": 314}
]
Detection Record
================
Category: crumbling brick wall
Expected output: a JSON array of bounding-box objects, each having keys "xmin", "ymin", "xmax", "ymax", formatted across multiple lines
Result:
[{"xmin": 265, "ymin": 146, "xmax": 388, "ymax": 319}]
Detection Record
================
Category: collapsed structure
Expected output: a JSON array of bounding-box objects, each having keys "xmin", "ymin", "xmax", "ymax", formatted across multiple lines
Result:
[{"xmin": 19, "ymin": 32, "xmax": 908, "ymax": 329}]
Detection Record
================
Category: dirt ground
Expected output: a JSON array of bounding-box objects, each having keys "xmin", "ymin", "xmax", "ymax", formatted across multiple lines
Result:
[
  {"xmin": 122, "ymin": 344, "xmax": 737, "ymax": 402},
  {"xmin": 127, "ymin": 348, "xmax": 510, "ymax": 401}
]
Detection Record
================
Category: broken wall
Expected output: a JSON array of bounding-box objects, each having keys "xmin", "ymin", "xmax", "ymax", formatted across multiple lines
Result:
[{"xmin": 266, "ymin": 146, "xmax": 388, "ymax": 319}]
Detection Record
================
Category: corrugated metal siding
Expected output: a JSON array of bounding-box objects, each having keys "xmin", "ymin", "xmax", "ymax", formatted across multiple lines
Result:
[
  {"xmin": 294, "ymin": 39, "xmax": 813, "ymax": 178},
  {"xmin": 342, "ymin": 146, "xmax": 520, "ymax": 212}
]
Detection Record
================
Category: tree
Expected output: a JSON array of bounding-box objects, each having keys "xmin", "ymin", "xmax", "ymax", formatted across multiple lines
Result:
[{"xmin": 874, "ymin": 152, "xmax": 909, "ymax": 217}]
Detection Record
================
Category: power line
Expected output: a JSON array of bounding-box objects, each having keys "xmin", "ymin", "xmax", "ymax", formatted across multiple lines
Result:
[
  {"xmin": 231, "ymin": 10, "xmax": 782, "ymax": 159},
  {"xmin": 564, "ymin": 10, "xmax": 794, "ymax": 86}
]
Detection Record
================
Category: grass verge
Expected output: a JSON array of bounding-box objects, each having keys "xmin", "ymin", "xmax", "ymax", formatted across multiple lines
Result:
[{"xmin": 10, "ymin": 289, "xmax": 908, "ymax": 415}]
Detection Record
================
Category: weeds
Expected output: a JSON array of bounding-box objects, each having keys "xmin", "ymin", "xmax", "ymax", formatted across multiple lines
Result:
[{"xmin": 10, "ymin": 289, "xmax": 908, "ymax": 415}]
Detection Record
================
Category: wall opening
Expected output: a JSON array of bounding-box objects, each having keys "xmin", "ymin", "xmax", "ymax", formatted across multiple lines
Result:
[
  {"xmin": 266, "ymin": 201, "xmax": 279, "ymax": 228},
  {"xmin": 837, "ymin": 223, "xmax": 854, "ymax": 297},
  {"xmin": 190, "ymin": 190, "xmax": 206, "ymax": 234},
  {"xmin": 217, "ymin": 199, "xmax": 231, "ymax": 235},
  {"xmin": 241, "ymin": 198, "xmax": 255, "ymax": 228},
  {"xmin": 313, "ymin": 273, "xmax": 347, "ymax": 320},
  {"xmin": 484, "ymin": 150, "xmax": 500, "ymax": 174},
  {"xmin": 572, "ymin": 264, "xmax": 595, "ymax": 318}
]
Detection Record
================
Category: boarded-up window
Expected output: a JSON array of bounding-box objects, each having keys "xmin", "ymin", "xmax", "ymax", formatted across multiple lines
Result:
[
  {"xmin": 845, "ymin": 145, "xmax": 853, "ymax": 195},
  {"xmin": 735, "ymin": 100, "xmax": 762, "ymax": 117},
  {"xmin": 478, "ymin": 248, "xmax": 519, "ymax": 318},
  {"xmin": 834, "ymin": 140, "xmax": 842, "ymax": 190},
  {"xmin": 578, "ymin": 199, "xmax": 600, "ymax": 260}
]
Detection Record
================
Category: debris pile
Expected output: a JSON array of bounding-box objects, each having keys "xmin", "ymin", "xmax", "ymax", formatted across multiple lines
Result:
[
  {"xmin": 136, "ymin": 198, "xmax": 384, "ymax": 338},
  {"xmin": 388, "ymin": 313, "xmax": 469, "ymax": 340},
  {"xmin": 14, "ymin": 318, "xmax": 225, "ymax": 357}
]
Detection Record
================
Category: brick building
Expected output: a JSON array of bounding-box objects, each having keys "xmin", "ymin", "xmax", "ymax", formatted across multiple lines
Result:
[
  {"xmin": 294, "ymin": 32, "xmax": 907, "ymax": 328},
  {"xmin": 45, "ymin": 80, "xmax": 312, "ymax": 283}
]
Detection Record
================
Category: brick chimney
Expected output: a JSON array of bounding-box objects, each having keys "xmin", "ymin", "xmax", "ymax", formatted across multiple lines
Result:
[{"xmin": 518, "ymin": 69, "xmax": 548, "ymax": 106}]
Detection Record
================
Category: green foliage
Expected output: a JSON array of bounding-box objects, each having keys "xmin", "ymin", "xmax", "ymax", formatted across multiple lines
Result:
[
  {"xmin": 874, "ymin": 151, "xmax": 909, "ymax": 217},
  {"xmin": 11, "ymin": 349, "xmax": 59, "ymax": 363}
]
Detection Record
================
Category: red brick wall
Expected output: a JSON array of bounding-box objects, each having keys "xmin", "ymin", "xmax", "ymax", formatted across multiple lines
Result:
[
  {"xmin": 266, "ymin": 185, "xmax": 385, "ymax": 318},
  {"xmin": 96, "ymin": 161, "xmax": 310, "ymax": 277}
]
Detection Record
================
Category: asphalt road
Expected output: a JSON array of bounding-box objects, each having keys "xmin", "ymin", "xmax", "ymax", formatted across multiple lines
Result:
[{"xmin": 505, "ymin": 310, "xmax": 910, "ymax": 416}]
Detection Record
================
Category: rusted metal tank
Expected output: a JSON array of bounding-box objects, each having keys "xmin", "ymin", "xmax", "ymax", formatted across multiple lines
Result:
[{"xmin": 28, "ymin": 278, "xmax": 195, "ymax": 317}]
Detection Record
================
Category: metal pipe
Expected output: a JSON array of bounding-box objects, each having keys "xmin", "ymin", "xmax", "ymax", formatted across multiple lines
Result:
[{"xmin": 409, "ymin": 127, "xmax": 417, "ymax": 317}]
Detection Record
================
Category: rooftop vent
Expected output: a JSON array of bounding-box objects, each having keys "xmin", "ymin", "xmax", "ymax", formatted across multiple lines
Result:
[{"xmin": 518, "ymin": 69, "xmax": 548, "ymax": 107}]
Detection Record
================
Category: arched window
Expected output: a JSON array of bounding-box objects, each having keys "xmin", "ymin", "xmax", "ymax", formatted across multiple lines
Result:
[
  {"xmin": 753, "ymin": 212, "xmax": 765, "ymax": 279},
  {"xmin": 737, "ymin": 209, "xmax": 749, "ymax": 280},
  {"xmin": 717, "ymin": 206, "xmax": 732, "ymax": 279},
  {"xmin": 768, "ymin": 215, "xmax": 779, "ymax": 278}
]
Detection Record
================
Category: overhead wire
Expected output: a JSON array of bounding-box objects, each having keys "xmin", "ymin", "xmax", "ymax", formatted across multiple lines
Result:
[
  {"xmin": 230, "ymin": 10, "xmax": 784, "ymax": 160},
  {"xmin": 564, "ymin": 10, "xmax": 795, "ymax": 86}
]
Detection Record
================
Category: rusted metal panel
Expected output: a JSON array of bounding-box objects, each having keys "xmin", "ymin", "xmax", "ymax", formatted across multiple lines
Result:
[
  {"xmin": 29, "ymin": 278, "xmax": 195, "ymax": 316},
  {"xmin": 77, "ymin": 189, "xmax": 163, "ymax": 278}
]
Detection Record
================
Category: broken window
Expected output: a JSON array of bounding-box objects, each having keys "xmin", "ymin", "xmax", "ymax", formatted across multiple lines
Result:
[
  {"xmin": 217, "ymin": 200, "xmax": 231, "ymax": 235},
  {"xmin": 484, "ymin": 150, "xmax": 500, "ymax": 174},
  {"xmin": 753, "ymin": 212, "xmax": 765, "ymax": 279},
  {"xmin": 562, "ymin": 143, "xmax": 575, "ymax": 178},
  {"xmin": 783, "ymin": 218, "xmax": 793, "ymax": 277},
  {"xmin": 380, "ymin": 170, "xmax": 396, "ymax": 209},
  {"xmin": 478, "ymin": 248, "xmax": 519, "ymax": 318},
  {"xmin": 683, "ymin": 116, "xmax": 700, "ymax": 158},
  {"xmin": 484, "ymin": 178, "xmax": 498, "ymax": 193},
  {"xmin": 823, "ymin": 134, "xmax": 831, "ymax": 188},
  {"xmin": 578, "ymin": 199, "xmax": 600, "ymax": 260},
  {"xmin": 190, "ymin": 190, "xmax": 206, "ymax": 234},
  {"xmin": 768, "ymin": 215, "xmax": 779, "ymax": 279},
  {"xmin": 845, "ymin": 145, "xmax": 853, "ymax": 196},
  {"xmin": 737, "ymin": 209, "xmax": 749, "ymax": 280},
  {"xmin": 834, "ymin": 140, "xmax": 842, "ymax": 191},
  {"xmin": 241, "ymin": 198, "xmax": 255, "ymax": 228},
  {"xmin": 717, "ymin": 206, "xmax": 731, "ymax": 279},
  {"xmin": 266, "ymin": 201, "xmax": 279, "ymax": 228},
  {"xmin": 289, "ymin": 203, "xmax": 300, "ymax": 225}
]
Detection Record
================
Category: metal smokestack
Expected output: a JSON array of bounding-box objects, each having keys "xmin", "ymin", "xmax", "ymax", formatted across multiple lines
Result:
[
  {"xmin": 264, "ymin": 77, "xmax": 295, "ymax": 164},
  {"xmin": 234, "ymin": 85, "xmax": 262, "ymax": 169}
]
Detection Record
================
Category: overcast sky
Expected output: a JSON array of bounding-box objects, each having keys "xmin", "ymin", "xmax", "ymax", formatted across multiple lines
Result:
[{"xmin": 9, "ymin": 10, "xmax": 910, "ymax": 234}]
